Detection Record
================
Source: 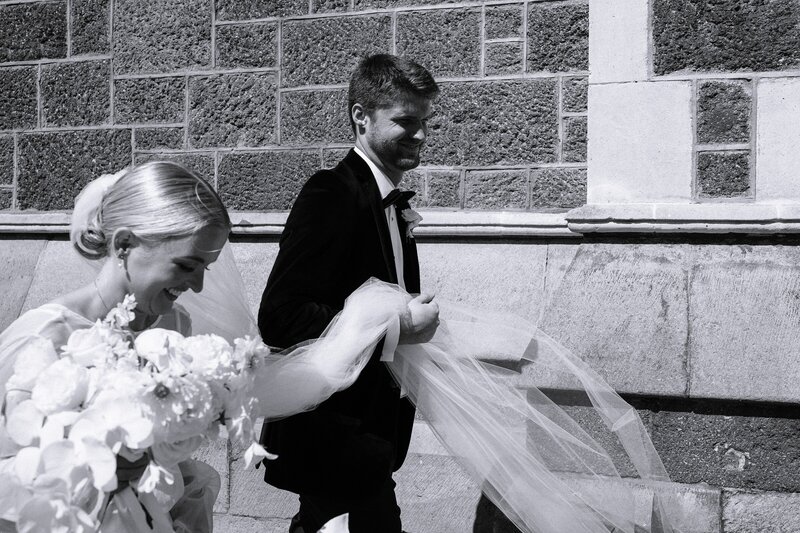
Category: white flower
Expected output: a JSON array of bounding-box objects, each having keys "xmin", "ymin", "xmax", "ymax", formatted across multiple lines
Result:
[
  {"xmin": 6, "ymin": 337, "xmax": 59, "ymax": 392},
  {"xmin": 134, "ymin": 329, "xmax": 188, "ymax": 372},
  {"xmin": 31, "ymin": 359, "xmax": 90, "ymax": 415},
  {"xmin": 61, "ymin": 325, "xmax": 118, "ymax": 367},
  {"xmin": 181, "ymin": 334, "xmax": 234, "ymax": 376},
  {"xmin": 400, "ymin": 207, "xmax": 423, "ymax": 239}
]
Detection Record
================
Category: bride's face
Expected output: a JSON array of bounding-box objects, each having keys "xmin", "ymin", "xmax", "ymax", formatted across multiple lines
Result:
[{"xmin": 125, "ymin": 225, "xmax": 229, "ymax": 316}]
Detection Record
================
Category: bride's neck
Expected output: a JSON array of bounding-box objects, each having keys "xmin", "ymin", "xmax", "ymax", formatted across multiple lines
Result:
[{"xmin": 93, "ymin": 262, "xmax": 158, "ymax": 331}]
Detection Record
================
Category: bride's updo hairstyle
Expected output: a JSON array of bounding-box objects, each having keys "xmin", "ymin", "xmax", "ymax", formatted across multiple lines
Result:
[{"xmin": 70, "ymin": 161, "xmax": 231, "ymax": 260}]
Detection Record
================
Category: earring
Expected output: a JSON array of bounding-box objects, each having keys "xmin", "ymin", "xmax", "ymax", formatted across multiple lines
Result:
[{"xmin": 117, "ymin": 248, "xmax": 128, "ymax": 268}]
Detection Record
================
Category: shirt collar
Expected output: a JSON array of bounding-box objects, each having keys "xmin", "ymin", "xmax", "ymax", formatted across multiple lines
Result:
[{"xmin": 353, "ymin": 146, "xmax": 396, "ymax": 200}]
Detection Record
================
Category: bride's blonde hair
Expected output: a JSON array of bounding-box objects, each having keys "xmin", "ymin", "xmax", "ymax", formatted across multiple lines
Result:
[{"xmin": 70, "ymin": 161, "xmax": 231, "ymax": 260}]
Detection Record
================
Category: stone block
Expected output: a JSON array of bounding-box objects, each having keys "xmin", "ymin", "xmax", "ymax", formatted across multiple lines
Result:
[
  {"xmin": 530, "ymin": 168, "xmax": 586, "ymax": 209},
  {"xmin": 134, "ymin": 127, "xmax": 185, "ymax": 150},
  {"xmin": 697, "ymin": 80, "xmax": 751, "ymax": 144},
  {"xmin": 113, "ymin": 0, "xmax": 211, "ymax": 74},
  {"xmin": 527, "ymin": 2, "xmax": 588, "ymax": 73},
  {"xmin": 696, "ymin": 151, "xmax": 750, "ymax": 198},
  {"xmin": 115, "ymin": 77, "xmax": 185, "ymax": 124},
  {"xmin": 589, "ymin": 0, "xmax": 649, "ymax": 83},
  {"xmin": 192, "ymin": 438, "xmax": 229, "ymax": 513},
  {"xmin": 280, "ymin": 89, "xmax": 350, "ymax": 145},
  {"xmin": 425, "ymin": 80, "xmax": 558, "ymax": 166},
  {"xmin": 215, "ymin": 23, "xmax": 277, "ymax": 69},
  {"xmin": 228, "ymin": 455, "xmax": 298, "ymax": 518},
  {"xmin": 0, "ymin": 136, "xmax": 13, "ymax": 185},
  {"xmin": 282, "ymin": 15, "xmax": 391, "ymax": 87},
  {"xmin": 17, "ymin": 129, "xmax": 131, "ymax": 210},
  {"xmin": 757, "ymin": 78, "xmax": 800, "ymax": 203},
  {"xmin": 562, "ymin": 116, "xmax": 587, "ymax": 163},
  {"xmin": 401, "ymin": 168, "xmax": 424, "ymax": 202},
  {"xmin": 41, "ymin": 60, "xmax": 110, "ymax": 127},
  {"xmin": 0, "ymin": 189, "xmax": 10, "ymax": 211},
  {"xmin": 426, "ymin": 170, "xmax": 460, "ymax": 208},
  {"xmin": 312, "ymin": 0, "xmax": 348, "ymax": 13},
  {"xmin": 464, "ymin": 170, "xmax": 527, "ymax": 210},
  {"xmin": 322, "ymin": 148, "xmax": 349, "ymax": 169},
  {"xmin": 355, "ymin": 0, "xmax": 443, "ymax": 7},
  {"xmin": 213, "ymin": 515, "xmax": 288, "ymax": 533},
  {"xmin": 217, "ymin": 150, "xmax": 320, "ymax": 210},
  {"xmin": 588, "ymin": 82, "xmax": 693, "ymax": 203},
  {"xmin": 396, "ymin": 9, "xmax": 481, "ymax": 78},
  {"xmin": 0, "ymin": 67, "xmax": 37, "ymax": 131},
  {"xmin": 0, "ymin": 2, "xmax": 66, "ymax": 62},
  {"xmin": 562, "ymin": 77, "xmax": 588, "ymax": 113},
  {"xmin": 216, "ymin": 0, "xmax": 307, "ymax": 21},
  {"xmin": 653, "ymin": 0, "xmax": 800, "ymax": 75},
  {"xmin": 485, "ymin": 3, "xmax": 523, "ymax": 39},
  {"xmin": 189, "ymin": 73, "xmax": 277, "ymax": 148},
  {"xmin": 135, "ymin": 152, "xmax": 215, "ymax": 183},
  {"xmin": 723, "ymin": 491, "xmax": 800, "ymax": 533},
  {"xmin": 20, "ymin": 240, "xmax": 96, "ymax": 312},
  {"xmin": 688, "ymin": 246, "xmax": 800, "ymax": 403},
  {"xmin": 530, "ymin": 244, "xmax": 689, "ymax": 396},
  {"xmin": 0, "ymin": 239, "xmax": 46, "ymax": 332},
  {"xmin": 418, "ymin": 242, "xmax": 548, "ymax": 322},
  {"xmin": 71, "ymin": 0, "xmax": 110, "ymax": 55},
  {"xmin": 485, "ymin": 42, "xmax": 523, "ymax": 76}
]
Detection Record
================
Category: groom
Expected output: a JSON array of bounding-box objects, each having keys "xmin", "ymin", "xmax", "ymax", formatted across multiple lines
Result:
[{"xmin": 258, "ymin": 54, "xmax": 441, "ymax": 532}]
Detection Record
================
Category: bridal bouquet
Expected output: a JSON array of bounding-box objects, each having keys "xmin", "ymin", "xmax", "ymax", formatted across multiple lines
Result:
[{"xmin": 0, "ymin": 296, "xmax": 274, "ymax": 532}]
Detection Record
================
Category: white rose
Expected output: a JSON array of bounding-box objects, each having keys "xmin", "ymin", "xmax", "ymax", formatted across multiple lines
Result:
[
  {"xmin": 61, "ymin": 325, "xmax": 115, "ymax": 367},
  {"xmin": 31, "ymin": 358, "xmax": 90, "ymax": 415},
  {"xmin": 134, "ymin": 329, "xmax": 186, "ymax": 371},
  {"xmin": 6, "ymin": 336, "xmax": 59, "ymax": 391},
  {"xmin": 181, "ymin": 334, "xmax": 233, "ymax": 376}
]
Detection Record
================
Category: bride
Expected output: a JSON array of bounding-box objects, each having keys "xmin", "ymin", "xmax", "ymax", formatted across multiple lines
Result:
[{"xmin": 0, "ymin": 161, "xmax": 689, "ymax": 532}]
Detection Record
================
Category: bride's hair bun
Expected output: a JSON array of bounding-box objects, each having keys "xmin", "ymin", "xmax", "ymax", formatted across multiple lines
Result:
[{"xmin": 70, "ymin": 169, "xmax": 127, "ymax": 260}]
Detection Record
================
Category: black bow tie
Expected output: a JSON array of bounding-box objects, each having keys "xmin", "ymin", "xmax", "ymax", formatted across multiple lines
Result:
[{"xmin": 382, "ymin": 189, "xmax": 415, "ymax": 209}]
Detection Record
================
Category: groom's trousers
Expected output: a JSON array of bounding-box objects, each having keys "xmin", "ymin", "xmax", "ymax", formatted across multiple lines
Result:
[{"xmin": 292, "ymin": 478, "xmax": 401, "ymax": 533}]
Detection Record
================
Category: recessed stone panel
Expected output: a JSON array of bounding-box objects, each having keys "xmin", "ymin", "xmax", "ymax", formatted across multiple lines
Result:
[
  {"xmin": 0, "ymin": 189, "xmax": 11, "ymax": 211},
  {"xmin": 134, "ymin": 152, "xmax": 214, "ymax": 183},
  {"xmin": 282, "ymin": 15, "xmax": 391, "ymax": 87},
  {"xmin": 424, "ymin": 80, "xmax": 558, "ymax": 166},
  {"xmin": 0, "ymin": 2, "xmax": 67, "ymax": 62},
  {"xmin": 697, "ymin": 80, "xmax": 751, "ymax": 144},
  {"xmin": 562, "ymin": 116, "xmax": 587, "ymax": 163},
  {"xmin": 464, "ymin": 170, "xmax": 527, "ymax": 210},
  {"xmin": 485, "ymin": 42, "xmax": 524, "ymax": 76},
  {"xmin": 113, "ymin": 0, "xmax": 211, "ymax": 74},
  {"xmin": 17, "ymin": 129, "xmax": 131, "ymax": 210},
  {"xmin": 217, "ymin": 150, "xmax": 320, "ymax": 210},
  {"xmin": 0, "ymin": 67, "xmax": 37, "ymax": 131},
  {"xmin": 527, "ymin": 2, "xmax": 589, "ymax": 73},
  {"xmin": 562, "ymin": 77, "xmax": 588, "ymax": 113},
  {"xmin": 215, "ymin": 23, "xmax": 277, "ymax": 69},
  {"xmin": 427, "ymin": 170, "xmax": 461, "ymax": 208},
  {"xmin": 0, "ymin": 136, "xmax": 14, "ymax": 186},
  {"xmin": 653, "ymin": 0, "xmax": 800, "ymax": 75},
  {"xmin": 216, "ymin": 0, "xmax": 307, "ymax": 21},
  {"xmin": 281, "ymin": 89, "xmax": 351, "ymax": 145},
  {"xmin": 396, "ymin": 9, "xmax": 481, "ymax": 78},
  {"xmin": 530, "ymin": 168, "xmax": 586, "ymax": 209},
  {"xmin": 485, "ymin": 3, "xmax": 523, "ymax": 40},
  {"xmin": 41, "ymin": 60, "xmax": 110, "ymax": 127},
  {"xmin": 115, "ymin": 77, "xmax": 185, "ymax": 124},
  {"xmin": 71, "ymin": 0, "xmax": 110, "ymax": 55},
  {"xmin": 697, "ymin": 151, "xmax": 750, "ymax": 198},
  {"xmin": 134, "ymin": 127, "xmax": 184, "ymax": 150},
  {"xmin": 189, "ymin": 73, "xmax": 277, "ymax": 148}
]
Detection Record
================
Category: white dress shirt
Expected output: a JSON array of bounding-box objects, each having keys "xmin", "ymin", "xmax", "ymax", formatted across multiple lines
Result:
[{"xmin": 353, "ymin": 146, "xmax": 406, "ymax": 290}]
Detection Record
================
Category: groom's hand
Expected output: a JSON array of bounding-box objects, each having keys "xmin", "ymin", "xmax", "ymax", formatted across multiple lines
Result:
[{"xmin": 399, "ymin": 293, "xmax": 439, "ymax": 344}]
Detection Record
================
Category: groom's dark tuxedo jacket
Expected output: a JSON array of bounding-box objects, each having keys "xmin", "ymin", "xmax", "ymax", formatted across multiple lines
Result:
[{"xmin": 258, "ymin": 149, "xmax": 419, "ymax": 498}]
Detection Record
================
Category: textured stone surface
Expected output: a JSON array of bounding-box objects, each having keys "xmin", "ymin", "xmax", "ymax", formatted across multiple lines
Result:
[
  {"xmin": 485, "ymin": 42, "xmax": 523, "ymax": 76},
  {"xmin": 697, "ymin": 80, "xmax": 751, "ymax": 144},
  {"xmin": 282, "ymin": 16, "xmax": 391, "ymax": 87},
  {"xmin": 17, "ymin": 130, "xmax": 131, "ymax": 210},
  {"xmin": 531, "ymin": 244, "xmax": 689, "ymax": 395},
  {"xmin": 218, "ymin": 150, "xmax": 319, "ymax": 210},
  {"xmin": 216, "ymin": 0, "xmax": 307, "ymax": 20},
  {"xmin": 41, "ymin": 60, "xmax": 110, "ymax": 127},
  {"xmin": 464, "ymin": 170, "xmax": 527, "ymax": 209},
  {"xmin": 0, "ymin": 136, "xmax": 13, "ymax": 185},
  {"xmin": 355, "ymin": 0, "xmax": 464, "ymax": 8},
  {"xmin": 0, "ymin": 67, "xmax": 37, "ymax": 131},
  {"xmin": 530, "ymin": 168, "xmax": 586, "ymax": 209},
  {"xmin": 425, "ymin": 80, "xmax": 558, "ymax": 166},
  {"xmin": 215, "ymin": 23, "xmax": 277, "ymax": 69},
  {"xmin": 562, "ymin": 77, "xmax": 588, "ymax": 113},
  {"xmin": 115, "ymin": 77, "xmax": 185, "ymax": 124},
  {"xmin": 214, "ymin": 515, "xmax": 288, "ymax": 533},
  {"xmin": 312, "ymin": 0, "xmax": 349, "ymax": 13},
  {"xmin": 134, "ymin": 127, "xmax": 184, "ymax": 150},
  {"xmin": 0, "ymin": 2, "xmax": 66, "ymax": 62},
  {"xmin": 189, "ymin": 73, "xmax": 276, "ymax": 148},
  {"xmin": 192, "ymin": 438, "xmax": 229, "ymax": 512},
  {"xmin": 653, "ymin": 0, "xmax": 800, "ymax": 75},
  {"xmin": 0, "ymin": 239, "xmax": 47, "ymax": 331},
  {"xmin": 135, "ymin": 152, "xmax": 214, "ymax": 183},
  {"xmin": 527, "ymin": 2, "xmax": 588, "ymax": 73},
  {"xmin": 485, "ymin": 3, "xmax": 523, "ymax": 39},
  {"xmin": 562, "ymin": 116, "xmax": 587, "ymax": 163},
  {"xmin": 72, "ymin": 0, "xmax": 110, "ymax": 55},
  {"xmin": 723, "ymin": 491, "xmax": 800, "ymax": 533},
  {"xmin": 396, "ymin": 9, "xmax": 481, "ymax": 78},
  {"xmin": 697, "ymin": 151, "xmax": 750, "ymax": 198},
  {"xmin": 0, "ymin": 189, "xmax": 10, "ymax": 210},
  {"xmin": 113, "ymin": 0, "xmax": 211, "ymax": 74},
  {"xmin": 228, "ymin": 455, "xmax": 298, "ymax": 518},
  {"xmin": 20, "ymin": 240, "xmax": 95, "ymax": 312},
  {"xmin": 756, "ymin": 78, "xmax": 800, "ymax": 202},
  {"xmin": 322, "ymin": 148, "xmax": 349, "ymax": 169},
  {"xmin": 280, "ymin": 89, "xmax": 350, "ymax": 145},
  {"xmin": 427, "ymin": 170, "xmax": 461, "ymax": 208}
]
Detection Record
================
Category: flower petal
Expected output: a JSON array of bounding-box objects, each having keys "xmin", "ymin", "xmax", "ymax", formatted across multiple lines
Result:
[{"xmin": 6, "ymin": 400, "xmax": 44, "ymax": 446}]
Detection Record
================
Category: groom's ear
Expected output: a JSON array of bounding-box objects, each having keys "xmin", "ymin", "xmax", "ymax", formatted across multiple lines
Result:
[{"xmin": 351, "ymin": 103, "xmax": 369, "ymax": 132}]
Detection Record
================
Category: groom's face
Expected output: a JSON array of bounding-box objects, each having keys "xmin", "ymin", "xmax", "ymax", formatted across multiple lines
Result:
[{"xmin": 362, "ymin": 95, "xmax": 433, "ymax": 181}]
